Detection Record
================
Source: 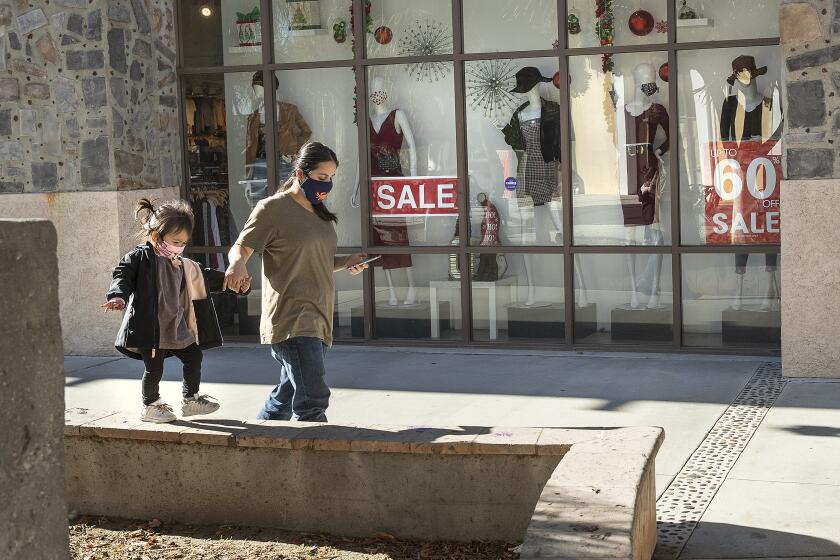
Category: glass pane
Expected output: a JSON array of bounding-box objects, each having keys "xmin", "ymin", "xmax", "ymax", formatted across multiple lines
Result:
[
  {"xmin": 366, "ymin": 64, "xmax": 457, "ymax": 249},
  {"xmin": 678, "ymin": 46, "xmax": 782, "ymax": 246},
  {"xmin": 682, "ymin": 253, "xmax": 781, "ymax": 348},
  {"xmin": 180, "ymin": 1, "xmax": 263, "ymax": 67},
  {"xmin": 567, "ymin": 0, "xmax": 668, "ymax": 49},
  {"xmin": 574, "ymin": 253, "xmax": 673, "ymax": 344},
  {"xmin": 268, "ymin": 68, "xmax": 360, "ymax": 246},
  {"xmin": 334, "ymin": 269, "xmax": 364, "ymax": 339},
  {"xmin": 463, "ymin": 0, "xmax": 558, "ymax": 53},
  {"xmin": 183, "ymin": 72, "xmax": 261, "ymax": 335},
  {"xmin": 469, "ymin": 253, "xmax": 564, "ymax": 342},
  {"xmin": 571, "ymin": 53, "xmax": 672, "ymax": 246},
  {"xmin": 365, "ymin": 0, "xmax": 452, "ymax": 60},
  {"xmin": 372, "ymin": 254, "xmax": 463, "ymax": 340},
  {"xmin": 272, "ymin": 0, "xmax": 354, "ymax": 62},
  {"xmin": 676, "ymin": 0, "xmax": 780, "ymax": 42},
  {"xmin": 466, "ymin": 57, "xmax": 563, "ymax": 248}
]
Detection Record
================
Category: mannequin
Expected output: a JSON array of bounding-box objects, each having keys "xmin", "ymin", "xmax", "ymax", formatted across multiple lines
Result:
[
  {"xmin": 719, "ymin": 55, "xmax": 781, "ymax": 311},
  {"xmin": 501, "ymin": 67, "xmax": 565, "ymax": 306},
  {"xmin": 619, "ymin": 62, "xmax": 670, "ymax": 309},
  {"xmin": 244, "ymin": 72, "xmax": 311, "ymax": 208},
  {"xmin": 351, "ymin": 77, "xmax": 417, "ymax": 306}
]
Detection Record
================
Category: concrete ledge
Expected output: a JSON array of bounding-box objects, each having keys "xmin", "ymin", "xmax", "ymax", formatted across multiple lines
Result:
[{"xmin": 65, "ymin": 409, "xmax": 662, "ymax": 557}]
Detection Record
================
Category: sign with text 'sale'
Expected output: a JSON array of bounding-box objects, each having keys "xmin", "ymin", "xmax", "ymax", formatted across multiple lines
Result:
[
  {"xmin": 704, "ymin": 140, "xmax": 781, "ymax": 245},
  {"xmin": 370, "ymin": 176, "xmax": 459, "ymax": 218}
]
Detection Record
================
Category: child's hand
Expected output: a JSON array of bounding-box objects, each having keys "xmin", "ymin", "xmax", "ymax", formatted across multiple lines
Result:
[
  {"xmin": 101, "ymin": 298, "xmax": 125, "ymax": 313},
  {"xmin": 239, "ymin": 276, "xmax": 252, "ymax": 293}
]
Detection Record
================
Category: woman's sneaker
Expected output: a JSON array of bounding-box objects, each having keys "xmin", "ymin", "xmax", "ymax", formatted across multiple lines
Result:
[
  {"xmin": 141, "ymin": 399, "xmax": 177, "ymax": 423},
  {"xmin": 181, "ymin": 394, "xmax": 220, "ymax": 417}
]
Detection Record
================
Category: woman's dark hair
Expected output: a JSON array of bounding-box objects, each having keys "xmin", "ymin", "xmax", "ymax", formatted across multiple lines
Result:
[
  {"xmin": 277, "ymin": 141, "xmax": 339, "ymax": 223},
  {"xmin": 135, "ymin": 198, "xmax": 194, "ymax": 241}
]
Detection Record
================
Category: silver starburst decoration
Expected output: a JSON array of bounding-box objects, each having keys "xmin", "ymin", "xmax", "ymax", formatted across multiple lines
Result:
[
  {"xmin": 398, "ymin": 19, "xmax": 452, "ymax": 82},
  {"xmin": 466, "ymin": 59, "xmax": 518, "ymax": 119}
]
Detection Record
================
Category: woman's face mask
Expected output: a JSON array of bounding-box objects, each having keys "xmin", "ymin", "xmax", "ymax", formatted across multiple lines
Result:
[
  {"xmin": 301, "ymin": 173, "xmax": 333, "ymax": 206},
  {"xmin": 640, "ymin": 82, "xmax": 659, "ymax": 97}
]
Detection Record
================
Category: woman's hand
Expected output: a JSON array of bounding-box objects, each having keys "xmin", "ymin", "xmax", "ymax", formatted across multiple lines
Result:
[
  {"xmin": 344, "ymin": 253, "xmax": 369, "ymax": 276},
  {"xmin": 224, "ymin": 260, "xmax": 250, "ymax": 293},
  {"xmin": 101, "ymin": 298, "xmax": 125, "ymax": 313}
]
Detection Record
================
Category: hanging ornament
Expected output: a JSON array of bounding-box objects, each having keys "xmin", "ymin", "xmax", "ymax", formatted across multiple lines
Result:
[
  {"xmin": 466, "ymin": 59, "xmax": 517, "ymax": 119},
  {"xmin": 399, "ymin": 19, "xmax": 453, "ymax": 82},
  {"xmin": 595, "ymin": 0, "xmax": 614, "ymax": 72},
  {"xmin": 679, "ymin": 0, "xmax": 698, "ymax": 19},
  {"xmin": 655, "ymin": 20, "xmax": 668, "ymax": 34},
  {"xmin": 552, "ymin": 71, "xmax": 562, "ymax": 89},
  {"xmin": 628, "ymin": 10, "xmax": 654, "ymax": 36},
  {"xmin": 567, "ymin": 13, "xmax": 581, "ymax": 35},
  {"xmin": 333, "ymin": 20, "xmax": 347, "ymax": 43},
  {"xmin": 658, "ymin": 62, "xmax": 669, "ymax": 82},
  {"xmin": 374, "ymin": 25, "xmax": 392, "ymax": 44}
]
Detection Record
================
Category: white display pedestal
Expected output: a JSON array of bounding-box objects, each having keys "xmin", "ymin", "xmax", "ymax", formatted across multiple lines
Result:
[{"xmin": 428, "ymin": 276, "xmax": 517, "ymax": 340}]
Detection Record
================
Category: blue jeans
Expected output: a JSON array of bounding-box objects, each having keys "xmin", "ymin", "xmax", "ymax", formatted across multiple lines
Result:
[{"xmin": 257, "ymin": 337, "xmax": 331, "ymax": 422}]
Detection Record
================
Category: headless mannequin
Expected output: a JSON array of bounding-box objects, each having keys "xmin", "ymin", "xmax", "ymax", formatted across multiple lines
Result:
[
  {"xmin": 621, "ymin": 63, "xmax": 667, "ymax": 309},
  {"xmin": 723, "ymin": 68, "xmax": 780, "ymax": 312},
  {"xmin": 351, "ymin": 77, "xmax": 418, "ymax": 306}
]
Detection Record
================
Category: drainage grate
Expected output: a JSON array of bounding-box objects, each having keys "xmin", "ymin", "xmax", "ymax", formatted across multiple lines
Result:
[{"xmin": 654, "ymin": 362, "xmax": 786, "ymax": 560}]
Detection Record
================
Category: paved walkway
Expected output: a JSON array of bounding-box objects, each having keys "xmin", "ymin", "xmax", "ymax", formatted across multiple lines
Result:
[{"xmin": 65, "ymin": 346, "xmax": 840, "ymax": 559}]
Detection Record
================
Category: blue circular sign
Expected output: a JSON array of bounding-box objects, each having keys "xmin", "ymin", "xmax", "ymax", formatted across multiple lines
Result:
[{"xmin": 504, "ymin": 176, "xmax": 517, "ymax": 191}]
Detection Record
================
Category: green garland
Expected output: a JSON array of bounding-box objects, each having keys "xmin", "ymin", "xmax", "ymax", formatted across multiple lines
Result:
[{"xmin": 595, "ymin": 0, "xmax": 614, "ymax": 72}]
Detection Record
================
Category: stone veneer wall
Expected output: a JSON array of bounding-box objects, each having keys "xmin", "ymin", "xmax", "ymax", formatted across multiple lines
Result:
[
  {"xmin": 780, "ymin": 1, "xmax": 840, "ymax": 377},
  {"xmin": 0, "ymin": 0, "xmax": 182, "ymax": 355}
]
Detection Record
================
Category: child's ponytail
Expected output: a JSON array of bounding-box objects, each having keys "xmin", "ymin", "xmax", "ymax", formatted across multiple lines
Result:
[{"xmin": 135, "ymin": 198, "xmax": 156, "ymax": 229}]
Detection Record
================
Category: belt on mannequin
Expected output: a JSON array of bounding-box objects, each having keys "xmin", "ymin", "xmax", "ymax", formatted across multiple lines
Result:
[{"xmin": 626, "ymin": 143, "xmax": 651, "ymax": 156}]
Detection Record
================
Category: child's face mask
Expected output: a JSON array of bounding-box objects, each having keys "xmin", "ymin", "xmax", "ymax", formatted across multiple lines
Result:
[{"xmin": 157, "ymin": 240, "xmax": 186, "ymax": 259}]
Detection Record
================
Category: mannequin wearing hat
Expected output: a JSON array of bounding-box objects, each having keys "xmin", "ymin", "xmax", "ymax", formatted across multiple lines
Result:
[
  {"xmin": 719, "ymin": 55, "xmax": 781, "ymax": 312},
  {"xmin": 617, "ymin": 62, "xmax": 670, "ymax": 309},
  {"xmin": 351, "ymin": 76, "xmax": 418, "ymax": 306},
  {"xmin": 244, "ymin": 72, "xmax": 311, "ymax": 208},
  {"xmin": 499, "ymin": 66, "xmax": 579, "ymax": 306}
]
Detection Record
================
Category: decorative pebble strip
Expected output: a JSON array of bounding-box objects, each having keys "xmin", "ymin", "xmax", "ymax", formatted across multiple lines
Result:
[{"xmin": 654, "ymin": 362, "xmax": 786, "ymax": 559}]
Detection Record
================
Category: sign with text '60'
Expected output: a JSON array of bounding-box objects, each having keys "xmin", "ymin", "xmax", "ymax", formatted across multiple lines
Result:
[
  {"xmin": 704, "ymin": 140, "xmax": 781, "ymax": 245},
  {"xmin": 371, "ymin": 176, "xmax": 459, "ymax": 218}
]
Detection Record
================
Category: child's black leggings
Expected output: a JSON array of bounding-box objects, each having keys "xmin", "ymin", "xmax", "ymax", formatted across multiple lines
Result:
[{"xmin": 139, "ymin": 344, "xmax": 203, "ymax": 405}]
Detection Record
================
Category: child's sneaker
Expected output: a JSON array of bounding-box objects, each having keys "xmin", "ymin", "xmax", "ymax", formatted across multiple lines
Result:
[
  {"xmin": 141, "ymin": 399, "xmax": 177, "ymax": 423},
  {"xmin": 181, "ymin": 394, "xmax": 220, "ymax": 417}
]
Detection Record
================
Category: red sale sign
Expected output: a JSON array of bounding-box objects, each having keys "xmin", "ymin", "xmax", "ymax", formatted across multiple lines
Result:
[
  {"xmin": 371, "ymin": 176, "xmax": 459, "ymax": 217},
  {"xmin": 704, "ymin": 140, "xmax": 781, "ymax": 245}
]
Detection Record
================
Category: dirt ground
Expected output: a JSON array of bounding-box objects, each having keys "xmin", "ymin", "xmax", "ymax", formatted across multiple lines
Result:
[{"xmin": 69, "ymin": 516, "xmax": 522, "ymax": 560}]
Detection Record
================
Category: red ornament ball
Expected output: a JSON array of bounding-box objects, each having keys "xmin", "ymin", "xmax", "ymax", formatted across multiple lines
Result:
[
  {"xmin": 374, "ymin": 26, "xmax": 392, "ymax": 44},
  {"xmin": 658, "ymin": 62, "xmax": 669, "ymax": 82},
  {"xmin": 628, "ymin": 10, "xmax": 655, "ymax": 36},
  {"xmin": 552, "ymin": 72, "xmax": 562, "ymax": 89}
]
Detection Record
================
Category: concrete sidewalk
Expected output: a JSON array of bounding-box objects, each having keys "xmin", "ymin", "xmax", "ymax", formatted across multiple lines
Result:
[{"xmin": 65, "ymin": 346, "xmax": 840, "ymax": 560}]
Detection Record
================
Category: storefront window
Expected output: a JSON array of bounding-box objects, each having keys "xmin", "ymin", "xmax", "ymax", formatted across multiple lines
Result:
[
  {"xmin": 373, "ymin": 254, "xmax": 463, "ymax": 340},
  {"xmin": 682, "ymin": 253, "xmax": 781, "ymax": 348},
  {"xmin": 567, "ymin": 0, "xmax": 668, "ymax": 49},
  {"xmin": 676, "ymin": 0, "xmax": 780, "ymax": 42},
  {"xmin": 678, "ymin": 46, "xmax": 782, "ymax": 246},
  {"xmin": 269, "ymin": 68, "xmax": 360, "ymax": 246},
  {"xmin": 574, "ymin": 253, "xmax": 674, "ymax": 345},
  {"xmin": 571, "ymin": 52, "xmax": 672, "ymax": 246},
  {"xmin": 180, "ymin": 1, "xmax": 263, "ymax": 68},
  {"xmin": 365, "ymin": 64, "xmax": 457, "ymax": 250},
  {"xmin": 364, "ymin": 0, "xmax": 452, "ymax": 60},
  {"xmin": 272, "ymin": 0, "xmax": 354, "ymax": 63},
  {"xmin": 463, "ymin": 0, "xmax": 558, "ymax": 53},
  {"xmin": 470, "ymin": 253, "xmax": 564, "ymax": 342},
  {"xmin": 467, "ymin": 58, "xmax": 563, "ymax": 248}
]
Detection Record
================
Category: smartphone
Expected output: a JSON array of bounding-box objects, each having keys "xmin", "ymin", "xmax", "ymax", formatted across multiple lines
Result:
[{"xmin": 349, "ymin": 255, "xmax": 381, "ymax": 268}]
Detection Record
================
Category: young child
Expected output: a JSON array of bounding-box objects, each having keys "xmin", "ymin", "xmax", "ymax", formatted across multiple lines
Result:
[{"xmin": 102, "ymin": 198, "xmax": 250, "ymax": 423}]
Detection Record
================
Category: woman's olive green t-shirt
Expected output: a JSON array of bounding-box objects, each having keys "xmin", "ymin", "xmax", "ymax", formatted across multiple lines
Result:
[{"xmin": 236, "ymin": 194, "xmax": 338, "ymax": 346}]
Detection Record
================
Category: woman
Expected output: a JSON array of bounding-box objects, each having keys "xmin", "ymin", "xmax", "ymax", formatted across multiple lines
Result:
[{"xmin": 224, "ymin": 142, "xmax": 368, "ymax": 422}]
